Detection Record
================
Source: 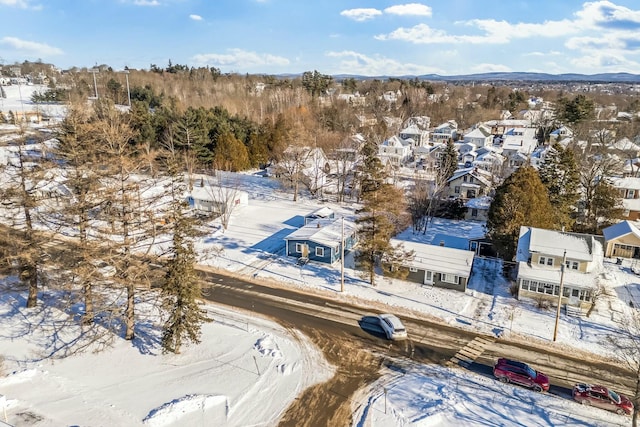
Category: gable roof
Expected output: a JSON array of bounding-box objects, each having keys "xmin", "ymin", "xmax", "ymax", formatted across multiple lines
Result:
[
  {"xmin": 285, "ymin": 218, "xmax": 356, "ymax": 249},
  {"xmin": 391, "ymin": 238, "xmax": 474, "ymax": 277},
  {"xmin": 602, "ymin": 220, "xmax": 640, "ymax": 241},
  {"xmin": 516, "ymin": 226, "xmax": 603, "ymax": 263}
]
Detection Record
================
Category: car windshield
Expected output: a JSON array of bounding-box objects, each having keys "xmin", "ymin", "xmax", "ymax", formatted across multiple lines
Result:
[
  {"xmin": 525, "ymin": 366, "xmax": 536, "ymax": 379},
  {"xmin": 608, "ymin": 389, "xmax": 621, "ymax": 403}
]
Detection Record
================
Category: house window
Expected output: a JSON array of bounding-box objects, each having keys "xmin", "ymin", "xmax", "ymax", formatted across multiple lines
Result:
[
  {"xmin": 521, "ymin": 279, "xmax": 530, "ymax": 290},
  {"xmin": 629, "ymin": 190, "xmax": 636, "ymax": 199},
  {"xmin": 425, "ymin": 271, "xmax": 433, "ymax": 282},
  {"xmin": 469, "ymin": 176, "xmax": 474, "ymax": 183},
  {"xmin": 454, "ymin": 186, "xmax": 460, "ymax": 194},
  {"xmin": 315, "ymin": 247, "xmax": 324, "ymax": 257},
  {"xmin": 295, "ymin": 243, "xmax": 303, "ymax": 253},
  {"xmin": 565, "ymin": 261, "xmax": 579, "ymax": 270},
  {"xmin": 471, "ymin": 209, "xmax": 478, "ymax": 217},
  {"xmin": 409, "ymin": 267, "xmax": 418, "ymax": 272},
  {"xmin": 539, "ymin": 257, "xmax": 546, "ymax": 265},
  {"xmin": 442, "ymin": 273, "xmax": 459, "ymax": 284},
  {"xmin": 463, "ymin": 175, "xmax": 468, "ymax": 182}
]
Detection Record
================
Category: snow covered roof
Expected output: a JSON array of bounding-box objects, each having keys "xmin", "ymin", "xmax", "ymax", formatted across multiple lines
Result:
[
  {"xmin": 602, "ymin": 220, "xmax": 640, "ymax": 241},
  {"xmin": 391, "ymin": 239, "xmax": 474, "ymax": 277},
  {"xmin": 516, "ymin": 226, "xmax": 603, "ymax": 263},
  {"xmin": 611, "ymin": 176, "xmax": 640, "ymax": 191},
  {"xmin": 465, "ymin": 196, "xmax": 492, "ymax": 209},
  {"xmin": 430, "ymin": 233, "xmax": 471, "ymax": 250},
  {"xmin": 284, "ymin": 218, "xmax": 356, "ymax": 249},
  {"xmin": 516, "ymin": 261, "xmax": 598, "ymax": 289},
  {"xmin": 306, "ymin": 206, "xmax": 334, "ymax": 219}
]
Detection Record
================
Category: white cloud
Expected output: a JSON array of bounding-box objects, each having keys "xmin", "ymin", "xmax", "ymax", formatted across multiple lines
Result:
[
  {"xmin": 189, "ymin": 14, "xmax": 203, "ymax": 21},
  {"xmin": 192, "ymin": 49, "xmax": 290, "ymax": 69},
  {"xmin": 0, "ymin": 36, "xmax": 63, "ymax": 56},
  {"xmin": 569, "ymin": 51, "xmax": 640, "ymax": 72},
  {"xmin": 470, "ymin": 63, "xmax": 512, "ymax": 73},
  {"xmin": 384, "ymin": 3, "xmax": 432, "ymax": 17},
  {"xmin": 326, "ymin": 50, "xmax": 443, "ymax": 76},
  {"xmin": 0, "ymin": 0, "xmax": 41, "ymax": 9},
  {"xmin": 375, "ymin": 23, "xmax": 507, "ymax": 44},
  {"xmin": 340, "ymin": 8, "xmax": 382, "ymax": 22},
  {"xmin": 132, "ymin": 0, "xmax": 160, "ymax": 6}
]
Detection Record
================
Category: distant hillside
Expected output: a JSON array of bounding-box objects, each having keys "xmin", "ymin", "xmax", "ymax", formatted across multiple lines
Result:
[{"xmin": 329, "ymin": 72, "xmax": 640, "ymax": 83}]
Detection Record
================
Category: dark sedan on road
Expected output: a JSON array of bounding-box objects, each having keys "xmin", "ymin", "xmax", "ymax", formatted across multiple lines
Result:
[
  {"xmin": 572, "ymin": 383, "xmax": 633, "ymax": 415},
  {"xmin": 493, "ymin": 358, "xmax": 550, "ymax": 392}
]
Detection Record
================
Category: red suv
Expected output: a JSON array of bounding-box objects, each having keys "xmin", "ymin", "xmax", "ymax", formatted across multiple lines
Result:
[
  {"xmin": 572, "ymin": 383, "xmax": 633, "ymax": 415},
  {"xmin": 493, "ymin": 358, "xmax": 550, "ymax": 392}
]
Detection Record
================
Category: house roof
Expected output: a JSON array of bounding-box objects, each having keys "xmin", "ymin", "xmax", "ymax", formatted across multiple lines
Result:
[
  {"xmin": 285, "ymin": 218, "xmax": 356, "ymax": 249},
  {"xmin": 516, "ymin": 226, "xmax": 602, "ymax": 263},
  {"xmin": 611, "ymin": 176, "xmax": 640, "ymax": 191},
  {"xmin": 306, "ymin": 206, "xmax": 334, "ymax": 219},
  {"xmin": 391, "ymin": 238, "xmax": 475, "ymax": 278},
  {"xmin": 602, "ymin": 220, "xmax": 640, "ymax": 241},
  {"xmin": 400, "ymin": 124, "xmax": 422, "ymax": 135},
  {"xmin": 516, "ymin": 261, "xmax": 598, "ymax": 289},
  {"xmin": 464, "ymin": 127, "xmax": 492, "ymax": 139}
]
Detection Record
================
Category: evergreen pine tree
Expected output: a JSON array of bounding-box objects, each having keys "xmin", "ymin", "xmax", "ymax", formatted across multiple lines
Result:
[
  {"xmin": 160, "ymin": 133, "xmax": 210, "ymax": 354},
  {"xmin": 538, "ymin": 143, "xmax": 580, "ymax": 230},
  {"xmin": 355, "ymin": 144, "xmax": 409, "ymax": 285},
  {"xmin": 487, "ymin": 165, "xmax": 556, "ymax": 260}
]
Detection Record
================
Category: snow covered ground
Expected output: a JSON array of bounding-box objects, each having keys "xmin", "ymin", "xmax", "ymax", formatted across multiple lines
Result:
[
  {"xmin": 0, "ymin": 279, "xmax": 333, "ymax": 426},
  {"xmin": 0, "ymin": 84, "xmax": 638, "ymax": 425}
]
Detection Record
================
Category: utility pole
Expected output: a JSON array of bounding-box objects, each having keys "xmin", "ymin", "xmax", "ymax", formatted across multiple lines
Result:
[
  {"xmin": 553, "ymin": 250, "xmax": 567, "ymax": 342},
  {"xmin": 89, "ymin": 68, "xmax": 99, "ymax": 99},
  {"xmin": 123, "ymin": 69, "xmax": 131, "ymax": 107},
  {"xmin": 341, "ymin": 217, "xmax": 345, "ymax": 292}
]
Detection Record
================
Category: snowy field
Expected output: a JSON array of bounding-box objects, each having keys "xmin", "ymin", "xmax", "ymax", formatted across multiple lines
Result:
[{"xmin": 0, "ymin": 279, "xmax": 333, "ymax": 426}]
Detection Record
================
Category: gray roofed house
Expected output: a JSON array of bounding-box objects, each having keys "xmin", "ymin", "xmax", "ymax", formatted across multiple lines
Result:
[{"xmin": 390, "ymin": 238, "xmax": 475, "ymax": 292}]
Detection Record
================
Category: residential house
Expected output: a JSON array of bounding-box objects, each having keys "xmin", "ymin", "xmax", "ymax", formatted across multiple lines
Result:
[
  {"xmin": 549, "ymin": 125, "xmax": 574, "ymax": 142},
  {"xmin": 473, "ymin": 147, "xmax": 505, "ymax": 175},
  {"xmin": 463, "ymin": 125, "xmax": 493, "ymax": 149},
  {"xmin": 484, "ymin": 119, "xmax": 530, "ymax": 137},
  {"xmin": 284, "ymin": 218, "xmax": 357, "ymax": 264},
  {"xmin": 515, "ymin": 226, "xmax": 604, "ymax": 309},
  {"xmin": 602, "ymin": 220, "xmax": 640, "ymax": 258},
  {"xmin": 431, "ymin": 120, "xmax": 458, "ymax": 144},
  {"xmin": 399, "ymin": 123, "xmax": 429, "ymax": 148},
  {"xmin": 388, "ymin": 238, "xmax": 475, "ymax": 292},
  {"xmin": 378, "ymin": 135, "xmax": 411, "ymax": 166},
  {"xmin": 446, "ymin": 167, "xmax": 493, "ymax": 199},
  {"xmin": 529, "ymin": 145, "xmax": 551, "ymax": 169},
  {"xmin": 465, "ymin": 196, "xmax": 492, "ymax": 222},
  {"xmin": 611, "ymin": 176, "xmax": 640, "ymax": 220},
  {"xmin": 187, "ymin": 185, "xmax": 249, "ymax": 214}
]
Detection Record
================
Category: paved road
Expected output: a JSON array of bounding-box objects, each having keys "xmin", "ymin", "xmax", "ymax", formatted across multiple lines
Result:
[{"xmin": 198, "ymin": 268, "xmax": 636, "ymax": 426}]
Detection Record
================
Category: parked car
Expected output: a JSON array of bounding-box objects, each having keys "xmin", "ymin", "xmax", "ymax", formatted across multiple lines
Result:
[
  {"xmin": 572, "ymin": 383, "xmax": 633, "ymax": 415},
  {"xmin": 493, "ymin": 358, "xmax": 550, "ymax": 392},
  {"xmin": 377, "ymin": 313, "xmax": 407, "ymax": 340}
]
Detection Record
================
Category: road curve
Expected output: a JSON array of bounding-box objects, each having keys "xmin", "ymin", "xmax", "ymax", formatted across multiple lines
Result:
[{"xmin": 198, "ymin": 267, "xmax": 636, "ymax": 426}]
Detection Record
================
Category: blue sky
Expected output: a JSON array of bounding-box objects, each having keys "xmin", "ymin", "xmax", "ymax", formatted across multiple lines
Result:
[{"xmin": 2, "ymin": 0, "xmax": 640, "ymax": 76}]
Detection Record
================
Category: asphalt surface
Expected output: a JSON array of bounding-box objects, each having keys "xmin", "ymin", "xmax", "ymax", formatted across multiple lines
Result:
[{"xmin": 198, "ymin": 267, "xmax": 637, "ymax": 426}]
